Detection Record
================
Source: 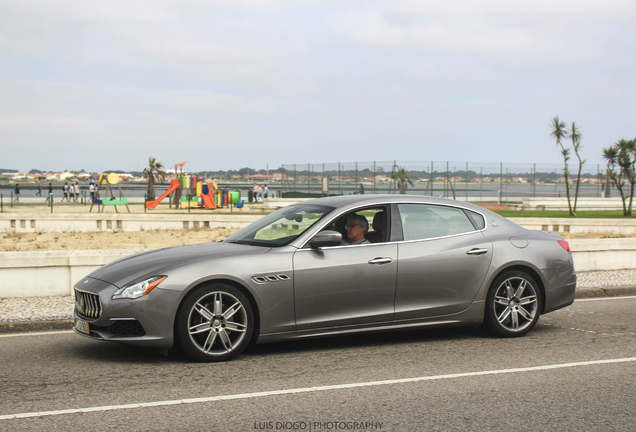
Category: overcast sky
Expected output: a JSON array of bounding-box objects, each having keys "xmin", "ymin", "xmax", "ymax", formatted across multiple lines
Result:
[{"xmin": 1, "ymin": 0, "xmax": 635, "ymax": 173}]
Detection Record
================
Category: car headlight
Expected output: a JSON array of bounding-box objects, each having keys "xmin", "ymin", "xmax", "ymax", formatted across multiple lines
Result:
[{"xmin": 112, "ymin": 276, "xmax": 167, "ymax": 300}]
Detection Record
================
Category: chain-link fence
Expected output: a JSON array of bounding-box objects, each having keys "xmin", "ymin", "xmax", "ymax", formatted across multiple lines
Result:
[{"xmin": 280, "ymin": 161, "xmax": 610, "ymax": 201}]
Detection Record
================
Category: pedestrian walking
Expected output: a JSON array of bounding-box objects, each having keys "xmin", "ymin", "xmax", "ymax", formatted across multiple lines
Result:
[
  {"xmin": 13, "ymin": 184, "xmax": 20, "ymax": 203},
  {"xmin": 89, "ymin": 182, "xmax": 95, "ymax": 202},
  {"xmin": 257, "ymin": 184, "xmax": 263, "ymax": 201},
  {"xmin": 264, "ymin": 185, "xmax": 269, "ymax": 199},
  {"xmin": 36, "ymin": 181, "xmax": 42, "ymax": 196}
]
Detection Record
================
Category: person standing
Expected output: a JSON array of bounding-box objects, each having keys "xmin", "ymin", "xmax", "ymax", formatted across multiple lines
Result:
[
  {"xmin": 73, "ymin": 182, "xmax": 80, "ymax": 203},
  {"xmin": 252, "ymin": 183, "xmax": 259, "ymax": 202},
  {"xmin": 69, "ymin": 182, "xmax": 76, "ymax": 203},
  {"xmin": 62, "ymin": 182, "xmax": 69, "ymax": 202},
  {"xmin": 89, "ymin": 182, "xmax": 95, "ymax": 202},
  {"xmin": 36, "ymin": 181, "xmax": 42, "ymax": 196},
  {"xmin": 46, "ymin": 182, "xmax": 53, "ymax": 203},
  {"xmin": 263, "ymin": 185, "xmax": 269, "ymax": 199},
  {"xmin": 257, "ymin": 184, "xmax": 263, "ymax": 202},
  {"xmin": 14, "ymin": 184, "xmax": 20, "ymax": 203}
]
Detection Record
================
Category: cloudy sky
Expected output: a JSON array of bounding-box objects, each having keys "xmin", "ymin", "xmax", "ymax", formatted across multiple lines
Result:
[{"xmin": 1, "ymin": 0, "xmax": 634, "ymax": 173}]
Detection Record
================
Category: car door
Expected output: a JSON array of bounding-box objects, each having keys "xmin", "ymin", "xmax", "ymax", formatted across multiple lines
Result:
[
  {"xmin": 293, "ymin": 214, "xmax": 397, "ymax": 330},
  {"xmin": 394, "ymin": 204, "xmax": 493, "ymax": 320}
]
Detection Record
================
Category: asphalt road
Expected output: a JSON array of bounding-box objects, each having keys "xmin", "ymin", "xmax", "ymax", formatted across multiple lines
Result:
[{"xmin": 1, "ymin": 297, "xmax": 635, "ymax": 432}]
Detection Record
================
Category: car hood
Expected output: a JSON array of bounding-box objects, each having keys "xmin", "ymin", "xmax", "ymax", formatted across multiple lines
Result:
[{"xmin": 87, "ymin": 241, "xmax": 270, "ymax": 288}]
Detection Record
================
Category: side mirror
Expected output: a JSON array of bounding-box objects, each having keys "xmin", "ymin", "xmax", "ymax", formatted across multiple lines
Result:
[{"xmin": 308, "ymin": 230, "xmax": 342, "ymax": 248}]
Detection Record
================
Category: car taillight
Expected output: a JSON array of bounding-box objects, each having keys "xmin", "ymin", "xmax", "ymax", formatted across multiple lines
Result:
[{"xmin": 558, "ymin": 240, "xmax": 571, "ymax": 254}]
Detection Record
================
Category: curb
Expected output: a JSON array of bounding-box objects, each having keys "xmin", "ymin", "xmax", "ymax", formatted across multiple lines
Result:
[
  {"xmin": 574, "ymin": 285, "xmax": 636, "ymax": 299},
  {"xmin": 0, "ymin": 319, "xmax": 73, "ymax": 334},
  {"xmin": 1, "ymin": 287, "xmax": 635, "ymax": 335}
]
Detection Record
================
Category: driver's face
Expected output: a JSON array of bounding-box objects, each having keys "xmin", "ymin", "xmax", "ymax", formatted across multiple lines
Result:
[{"xmin": 345, "ymin": 219, "xmax": 364, "ymax": 241}]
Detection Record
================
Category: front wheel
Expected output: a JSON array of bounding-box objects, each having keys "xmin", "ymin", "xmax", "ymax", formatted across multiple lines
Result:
[
  {"xmin": 175, "ymin": 284, "xmax": 254, "ymax": 362},
  {"xmin": 483, "ymin": 270, "xmax": 542, "ymax": 337}
]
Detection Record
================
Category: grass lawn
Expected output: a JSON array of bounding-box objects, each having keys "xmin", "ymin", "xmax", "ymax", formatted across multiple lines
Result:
[{"xmin": 491, "ymin": 209, "xmax": 635, "ymax": 219}]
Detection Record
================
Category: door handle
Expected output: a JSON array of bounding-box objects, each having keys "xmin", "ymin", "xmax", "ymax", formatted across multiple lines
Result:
[
  {"xmin": 466, "ymin": 248, "xmax": 488, "ymax": 255},
  {"xmin": 368, "ymin": 257, "xmax": 393, "ymax": 265}
]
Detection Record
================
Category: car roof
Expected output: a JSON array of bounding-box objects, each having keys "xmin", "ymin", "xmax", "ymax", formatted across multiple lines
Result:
[{"xmin": 301, "ymin": 194, "xmax": 490, "ymax": 213}]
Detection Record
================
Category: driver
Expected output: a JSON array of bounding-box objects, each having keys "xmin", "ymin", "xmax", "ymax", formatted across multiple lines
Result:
[{"xmin": 341, "ymin": 214, "xmax": 371, "ymax": 245}]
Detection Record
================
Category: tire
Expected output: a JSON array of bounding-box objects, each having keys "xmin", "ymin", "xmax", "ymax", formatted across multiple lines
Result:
[
  {"xmin": 483, "ymin": 270, "xmax": 542, "ymax": 337},
  {"xmin": 175, "ymin": 284, "xmax": 254, "ymax": 362}
]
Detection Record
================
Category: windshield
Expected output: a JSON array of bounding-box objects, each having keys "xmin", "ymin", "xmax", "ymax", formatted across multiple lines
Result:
[{"xmin": 224, "ymin": 204, "xmax": 334, "ymax": 247}]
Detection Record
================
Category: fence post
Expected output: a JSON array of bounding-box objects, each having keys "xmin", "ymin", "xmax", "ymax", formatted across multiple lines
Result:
[
  {"xmin": 480, "ymin": 167, "xmax": 483, "ymax": 202},
  {"xmin": 430, "ymin": 161, "xmax": 434, "ymax": 196},
  {"xmin": 465, "ymin": 162, "xmax": 468, "ymax": 201},
  {"xmin": 355, "ymin": 162, "xmax": 358, "ymax": 191},
  {"xmin": 499, "ymin": 163, "xmax": 503, "ymax": 203},
  {"xmin": 10, "ymin": 190, "xmax": 13, "ymax": 207},
  {"xmin": 373, "ymin": 161, "xmax": 376, "ymax": 194}
]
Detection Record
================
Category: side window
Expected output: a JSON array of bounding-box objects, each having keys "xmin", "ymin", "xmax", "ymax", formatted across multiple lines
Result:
[
  {"xmin": 397, "ymin": 204, "xmax": 476, "ymax": 241},
  {"xmin": 464, "ymin": 209, "xmax": 486, "ymax": 230},
  {"xmin": 320, "ymin": 207, "xmax": 388, "ymax": 244}
]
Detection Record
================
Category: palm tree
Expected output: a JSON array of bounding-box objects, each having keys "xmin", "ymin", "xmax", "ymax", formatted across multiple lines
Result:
[
  {"xmin": 602, "ymin": 139, "xmax": 636, "ymax": 216},
  {"xmin": 392, "ymin": 167, "xmax": 414, "ymax": 194},
  {"xmin": 143, "ymin": 157, "xmax": 166, "ymax": 201},
  {"xmin": 550, "ymin": 116, "xmax": 574, "ymax": 216},
  {"xmin": 569, "ymin": 122, "xmax": 585, "ymax": 213}
]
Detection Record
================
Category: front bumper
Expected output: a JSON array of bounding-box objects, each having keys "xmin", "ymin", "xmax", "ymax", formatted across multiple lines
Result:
[{"xmin": 73, "ymin": 277, "xmax": 182, "ymax": 349}]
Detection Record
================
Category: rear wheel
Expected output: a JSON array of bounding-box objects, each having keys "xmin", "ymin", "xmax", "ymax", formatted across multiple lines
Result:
[
  {"xmin": 483, "ymin": 270, "xmax": 542, "ymax": 337},
  {"xmin": 176, "ymin": 284, "xmax": 254, "ymax": 362}
]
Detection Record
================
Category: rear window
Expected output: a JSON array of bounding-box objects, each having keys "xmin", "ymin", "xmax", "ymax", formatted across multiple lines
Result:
[{"xmin": 463, "ymin": 210, "xmax": 486, "ymax": 230}]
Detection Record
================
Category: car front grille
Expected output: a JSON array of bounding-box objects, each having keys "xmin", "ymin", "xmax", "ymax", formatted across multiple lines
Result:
[
  {"xmin": 75, "ymin": 289, "xmax": 102, "ymax": 319},
  {"xmin": 109, "ymin": 320, "xmax": 146, "ymax": 336}
]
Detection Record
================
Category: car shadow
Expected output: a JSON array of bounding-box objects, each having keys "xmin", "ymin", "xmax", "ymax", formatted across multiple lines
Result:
[
  {"xmin": 244, "ymin": 325, "xmax": 487, "ymax": 359},
  {"xmin": 70, "ymin": 339, "xmax": 172, "ymax": 364}
]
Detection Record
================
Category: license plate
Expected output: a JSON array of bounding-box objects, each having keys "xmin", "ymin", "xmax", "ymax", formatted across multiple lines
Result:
[{"xmin": 75, "ymin": 319, "xmax": 90, "ymax": 335}]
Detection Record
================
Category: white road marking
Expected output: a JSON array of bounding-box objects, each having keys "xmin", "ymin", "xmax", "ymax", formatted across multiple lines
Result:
[
  {"xmin": 0, "ymin": 330, "xmax": 72, "ymax": 338},
  {"xmin": 1, "ymin": 357, "xmax": 635, "ymax": 421},
  {"xmin": 576, "ymin": 295, "xmax": 636, "ymax": 302}
]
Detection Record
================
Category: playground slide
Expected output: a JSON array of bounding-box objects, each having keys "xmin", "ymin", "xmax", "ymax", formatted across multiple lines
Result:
[
  {"xmin": 145, "ymin": 179, "xmax": 180, "ymax": 210},
  {"xmin": 202, "ymin": 194, "xmax": 217, "ymax": 209}
]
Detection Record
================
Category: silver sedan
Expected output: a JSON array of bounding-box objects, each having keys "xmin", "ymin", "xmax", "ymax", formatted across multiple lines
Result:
[{"xmin": 73, "ymin": 195, "xmax": 576, "ymax": 361}]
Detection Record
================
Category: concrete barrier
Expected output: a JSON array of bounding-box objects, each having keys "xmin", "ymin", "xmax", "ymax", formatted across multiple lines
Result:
[
  {"xmin": 509, "ymin": 217, "xmax": 636, "ymax": 236},
  {"xmin": 0, "ymin": 213, "xmax": 262, "ymax": 233},
  {"xmin": 0, "ymin": 238, "xmax": 634, "ymax": 298},
  {"xmin": 0, "ymin": 249, "xmax": 147, "ymax": 298},
  {"xmin": 515, "ymin": 198, "xmax": 625, "ymax": 211}
]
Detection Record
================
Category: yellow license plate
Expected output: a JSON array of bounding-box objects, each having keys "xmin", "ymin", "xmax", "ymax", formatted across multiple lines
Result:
[{"xmin": 75, "ymin": 319, "xmax": 90, "ymax": 335}]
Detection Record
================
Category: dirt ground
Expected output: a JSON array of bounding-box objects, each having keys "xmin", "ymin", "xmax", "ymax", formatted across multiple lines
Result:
[
  {"xmin": 0, "ymin": 228, "xmax": 241, "ymax": 252},
  {"xmin": 1, "ymin": 205, "xmax": 633, "ymax": 252}
]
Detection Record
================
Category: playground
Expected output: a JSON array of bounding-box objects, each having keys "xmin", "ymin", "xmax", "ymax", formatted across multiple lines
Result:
[
  {"xmin": 144, "ymin": 162, "xmax": 243, "ymax": 211},
  {"xmin": 84, "ymin": 162, "xmax": 245, "ymax": 213}
]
